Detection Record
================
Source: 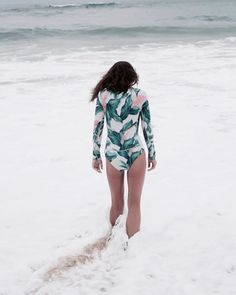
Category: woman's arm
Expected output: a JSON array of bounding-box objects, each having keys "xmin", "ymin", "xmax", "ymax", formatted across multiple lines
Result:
[
  {"xmin": 140, "ymin": 93, "xmax": 156, "ymax": 162},
  {"xmin": 92, "ymin": 91, "xmax": 105, "ymax": 161}
]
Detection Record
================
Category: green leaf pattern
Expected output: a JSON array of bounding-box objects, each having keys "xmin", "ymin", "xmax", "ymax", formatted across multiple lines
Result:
[
  {"xmin": 92, "ymin": 87, "xmax": 156, "ymax": 168},
  {"xmin": 140, "ymin": 98, "xmax": 156, "ymax": 160}
]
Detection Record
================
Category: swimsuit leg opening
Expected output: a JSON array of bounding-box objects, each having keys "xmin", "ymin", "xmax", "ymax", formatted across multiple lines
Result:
[
  {"xmin": 105, "ymin": 156, "xmax": 126, "ymax": 172},
  {"xmin": 128, "ymin": 148, "xmax": 145, "ymax": 170}
]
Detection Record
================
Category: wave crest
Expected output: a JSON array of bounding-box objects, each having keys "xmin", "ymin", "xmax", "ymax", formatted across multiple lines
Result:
[
  {"xmin": 1, "ymin": 26, "xmax": 236, "ymax": 41},
  {"xmin": 48, "ymin": 2, "xmax": 118, "ymax": 9},
  {"xmin": 2, "ymin": 2, "xmax": 119, "ymax": 13},
  {"xmin": 177, "ymin": 15, "xmax": 233, "ymax": 22}
]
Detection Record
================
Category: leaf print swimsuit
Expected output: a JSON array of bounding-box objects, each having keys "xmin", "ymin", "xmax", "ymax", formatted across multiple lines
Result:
[{"xmin": 92, "ymin": 87, "xmax": 156, "ymax": 171}]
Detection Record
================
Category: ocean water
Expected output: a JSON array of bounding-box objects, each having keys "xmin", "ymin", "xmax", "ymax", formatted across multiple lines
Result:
[{"xmin": 0, "ymin": 0, "xmax": 236, "ymax": 50}]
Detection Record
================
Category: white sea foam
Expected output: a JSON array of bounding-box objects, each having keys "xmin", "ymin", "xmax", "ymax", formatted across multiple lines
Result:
[{"xmin": 0, "ymin": 38, "xmax": 236, "ymax": 294}]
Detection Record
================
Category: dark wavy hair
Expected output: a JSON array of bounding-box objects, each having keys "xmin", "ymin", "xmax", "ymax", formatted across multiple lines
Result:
[{"xmin": 90, "ymin": 61, "xmax": 139, "ymax": 101}]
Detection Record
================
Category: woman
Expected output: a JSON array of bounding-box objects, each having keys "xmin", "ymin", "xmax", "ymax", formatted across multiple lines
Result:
[{"xmin": 90, "ymin": 61, "xmax": 157, "ymax": 241}]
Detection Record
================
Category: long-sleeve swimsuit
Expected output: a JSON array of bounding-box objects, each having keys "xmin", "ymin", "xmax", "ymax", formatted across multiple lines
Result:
[{"xmin": 92, "ymin": 86, "xmax": 156, "ymax": 171}]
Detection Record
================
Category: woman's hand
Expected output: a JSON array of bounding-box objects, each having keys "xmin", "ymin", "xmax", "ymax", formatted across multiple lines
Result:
[
  {"xmin": 92, "ymin": 158, "xmax": 103, "ymax": 173},
  {"xmin": 148, "ymin": 159, "xmax": 157, "ymax": 171}
]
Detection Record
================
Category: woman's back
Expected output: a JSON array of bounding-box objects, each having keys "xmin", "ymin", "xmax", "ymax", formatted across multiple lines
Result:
[{"xmin": 93, "ymin": 86, "xmax": 156, "ymax": 170}]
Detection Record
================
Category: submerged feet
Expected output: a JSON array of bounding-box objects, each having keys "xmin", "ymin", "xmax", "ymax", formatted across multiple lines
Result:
[{"xmin": 106, "ymin": 214, "xmax": 129, "ymax": 251}]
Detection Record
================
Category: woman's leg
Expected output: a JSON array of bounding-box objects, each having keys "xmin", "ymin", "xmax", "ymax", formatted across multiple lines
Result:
[
  {"xmin": 126, "ymin": 151, "xmax": 146, "ymax": 238},
  {"xmin": 106, "ymin": 160, "xmax": 125, "ymax": 226}
]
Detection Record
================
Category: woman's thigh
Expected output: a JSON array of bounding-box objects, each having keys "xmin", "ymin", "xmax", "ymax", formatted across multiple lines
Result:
[
  {"xmin": 127, "ymin": 151, "xmax": 146, "ymax": 206},
  {"xmin": 106, "ymin": 159, "xmax": 125, "ymax": 204}
]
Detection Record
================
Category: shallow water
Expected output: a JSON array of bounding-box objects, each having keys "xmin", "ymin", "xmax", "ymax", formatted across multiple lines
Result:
[{"xmin": 0, "ymin": 1, "xmax": 236, "ymax": 294}]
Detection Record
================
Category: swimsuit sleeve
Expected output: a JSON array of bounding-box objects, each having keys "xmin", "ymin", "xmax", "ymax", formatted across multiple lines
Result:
[
  {"xmin": 92, "ymin": 91, "xmax": 105, "ymax": 160},
  {"xmin": 140, "ymin": 92, "xmax": 156, "ymax": 160}
]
